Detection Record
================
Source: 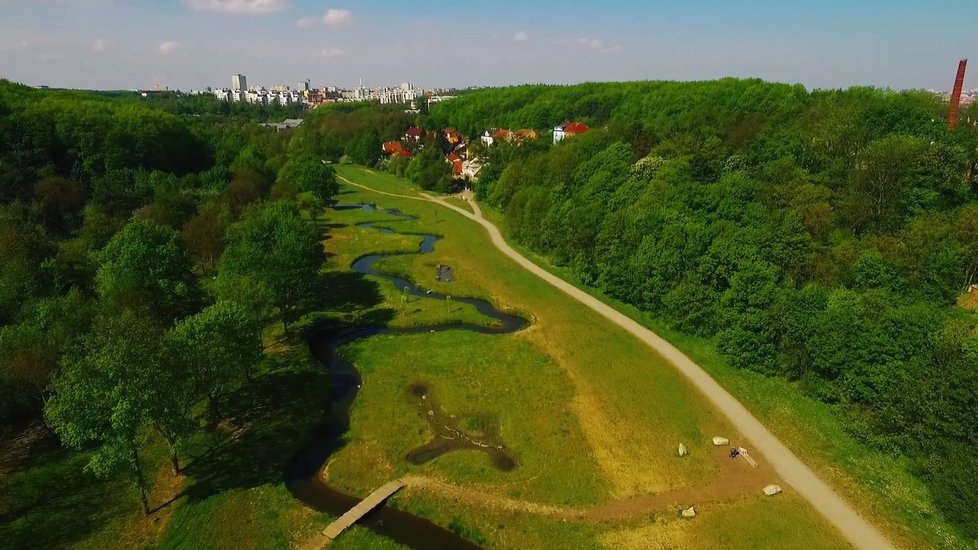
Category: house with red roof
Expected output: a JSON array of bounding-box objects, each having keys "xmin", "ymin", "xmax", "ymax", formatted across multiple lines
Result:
[
  {"xmin": 404, "ymin": 126, "xmax": 422, "ymax": 141},
  {"xmin": 443, "ymin": 128, "xmax": 462, "ymax": 145},
  {"xmin": 382, "ymin": 141, "xmax": 411, "ymax": 158},
  {"xmin": 553, "ymin": 121, "xmax": 590, "ymax": 144},
  {"xmin": 445, "ymin": 152, "xmax": 463, "ymax": 176}
]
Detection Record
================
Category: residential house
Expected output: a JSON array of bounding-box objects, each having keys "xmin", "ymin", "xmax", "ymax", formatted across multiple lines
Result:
[
  {"xmin": 480, "ymin": 130, "xmax": 495, "ymax": 147},
  {"xmin": 446, "ymin": 152, "xmax": 463, "ymax": 177},
  {"xmin": 553, "ymin": 121, "xmax": 590, "ymax": 143},
  {"xmin": 462, "ymin": 157, "xmax": 483, "ymax": 181},
  {"xmin": 444, "ymin": 128, "xmax": 462, "ymax": 146},
  {"xmin": 494, "ymin": 128, "xmax": 513, "ymax": 143},
  {"xmin": 382, "ymin": 141, "xmax": 411, "ymax": 158},
  {"xmin": 404, "ymin": 127, "xmax": 422, "ymax": 141}
]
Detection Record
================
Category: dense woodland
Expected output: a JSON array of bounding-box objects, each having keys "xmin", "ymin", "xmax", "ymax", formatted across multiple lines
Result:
[
  {"xmin": 0, "ymin": 80, "xmax": 337, "ymax": 512},
  {"xmin": 427, "ymin": 80, "xmax": 978, "ymax": 538},
  {"xmin": 2, "ymin": 78, "xmax": 978, "ymax": 540}
]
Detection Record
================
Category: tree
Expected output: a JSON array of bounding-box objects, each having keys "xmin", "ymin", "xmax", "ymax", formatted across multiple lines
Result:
[
  {"xmin": 217, "ymin": 201, "xmax": 323, "ymax": 333},
  {"xmin": 169, "ymin": 301, "xmax": 261, "ymax": 418},
  {"xmin": 406, "ymin": 145, "xmax": 453, "ymax": 192},
  {"xmin": 181, "ymin": 199, "xmax": 231, "ymax": 272},
  {"xmin": 277, "ymin": 158, "xmax": 338, "ymax": 205},
  {"xmin": 0, "ymin": 289, "xmax": 93, "ymax": 426},
  {"xmin": 33, "ymin": 176, "xmax": 86, "ymax": 236},
  {"xmin": 844, "ymin": 135, "xmax": 927, "ymax": 231},
  {"xmin": 96, "ymin": 219, "xmax": 198, "ymax": 321},
  {"xmin": 344, "ymin": 131, "xmax": 382, "ymax": 166},
  {"xmin": 954, "ymin": 203, "xmax": 978, "ymax": 290},
  {"xmin": 45, "ymin": 311, "xmax": 186, "ymax": 514}
]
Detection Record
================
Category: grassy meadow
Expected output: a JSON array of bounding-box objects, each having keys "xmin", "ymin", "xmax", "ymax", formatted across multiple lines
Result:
[
  {"xmin": 1, "ymin": 164, "xmax": 854, "ymax": 550},
  {"xmin": 324, "ymin": 165, "xmax": 848, "ymax": 548}
]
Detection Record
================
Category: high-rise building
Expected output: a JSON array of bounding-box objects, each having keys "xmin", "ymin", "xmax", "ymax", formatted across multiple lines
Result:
[
  {"xmin": 232, "ymin": 74, "xmax": 247, "ymax": 91},
  {"xmin": 298, "ymin": 79, "xmax": 310, "ymax": 92}
]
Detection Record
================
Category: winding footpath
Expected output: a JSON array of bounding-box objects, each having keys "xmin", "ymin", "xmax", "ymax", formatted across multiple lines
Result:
[{"xmin": 336, "ymin": 174, "xmax": 894, "ymax": 550}]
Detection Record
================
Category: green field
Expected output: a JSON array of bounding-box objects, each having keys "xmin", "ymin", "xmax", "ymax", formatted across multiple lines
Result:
[
  {"xmin": 1, "ymin": 165, "xmax": 855, "ymax": 550},
  {"xmin": 322, "ymin": 165, "xmax": 848, "ymax": 548}
]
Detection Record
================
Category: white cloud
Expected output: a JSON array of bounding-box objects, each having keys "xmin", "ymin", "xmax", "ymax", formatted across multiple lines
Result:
[
  {"xmin": 323, "ymin": 8, "xmax": 352, "ymax": 26},
  {"xmin": 577, "ymin": 37, "xmax": 622, "ymax": 53},
  {"xmin": 182, "ymin": 0, "xmax": 288, "ymax": 14},
  {"xmin": 93, "ymin": 38, "xmax": 108, "ymax": 53},
  {"xmin": 316, "ymin": 47, "xmax": 344, "ymax": 58},
  {"xmin": 158, "ymin": 41, "xmax": 181, "ymax": 55},
  {"xmin": 295, "ymin": 16, "xmax": 317, "ymax": 28},
  {"xmin": 513, "ymin": 31, "xmax": 529, "ymax": 42}
]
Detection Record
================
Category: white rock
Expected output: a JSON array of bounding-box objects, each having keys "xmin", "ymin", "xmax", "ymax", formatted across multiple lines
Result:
[
  {"xmin": 712, "ymin": 436, "xmax": 729, "ymax": 446},
  {"xmin": 681, "ymin": 506, "xmax": 696, "ymax": 518},
  {"xmin": 763, "ymin": 484, "xmax": 783, "ymax": 496},
  {"xmin": 677, "ymin": 443, "xmax": 688, "ymax": 457}
]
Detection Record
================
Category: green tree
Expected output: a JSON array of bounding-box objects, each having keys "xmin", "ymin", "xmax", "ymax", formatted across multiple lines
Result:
[
  {"xmin": 218, "ymin": 201, "xmax": 323, "ymax": 333},
  {"xmin": 181, "ymin": 199, "xmax": 231, "ymax": 272},
  {"xmin": 344, "ymin": 131, "xmax": 382, "ymax": 166},
  {"xmin": 45, "ymin": 311, "xmax": 186, "ymax": 514},
  {"xmin": 843, "ymin": 135, "xmax": 927, "ymax": 231},
  {"xmin": 96, "ymin": 219, "xmax": 198, "ymax": 321},
  {"xmin": 278, "ymin": 158, "xmax": 338, "ymax": 204},
  {"xmin": 169, "ymin": 301, "xmax": 261, "ymax": 418}
]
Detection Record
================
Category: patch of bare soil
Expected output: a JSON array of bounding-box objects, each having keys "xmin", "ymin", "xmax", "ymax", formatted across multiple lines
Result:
[{"xmin": 400, "ymin": 444, "xmax": 770, "ymax": 525}]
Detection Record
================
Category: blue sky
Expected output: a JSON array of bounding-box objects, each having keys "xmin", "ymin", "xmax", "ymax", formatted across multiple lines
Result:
[{"xmin": 0, "ymin": 0, "xmax": 974, "ymax": 91}]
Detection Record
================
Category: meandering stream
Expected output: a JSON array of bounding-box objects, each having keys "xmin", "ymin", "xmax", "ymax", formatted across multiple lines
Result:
[{"xmin": 285, "ymin": 204, "xmax": 528, "ymax": 548}]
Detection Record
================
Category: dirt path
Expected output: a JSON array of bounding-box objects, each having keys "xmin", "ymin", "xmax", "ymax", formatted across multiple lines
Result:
[
  {"xmin": 402, "ymin": 446, "xmax": 765, "ymax": 524},
  {"xmin": 335, "ymin": 175, "xmax": 893, "ymax": 550}
]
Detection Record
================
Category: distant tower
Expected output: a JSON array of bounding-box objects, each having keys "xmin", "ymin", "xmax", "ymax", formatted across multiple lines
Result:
[
  {"xmin": 298, "ymin": 79, "xmax": 310, "ymax": 92},
  {"xmin": 232, "ymin": 73, "xmax": 247, "ymax": 91},
  {"xmin": 949, "ymin": 59, "xmax": 968, "ymax": 131}
]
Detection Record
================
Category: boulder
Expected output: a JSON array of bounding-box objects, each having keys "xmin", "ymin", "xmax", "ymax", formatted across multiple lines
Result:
[
  {"xmin": 681, "ymin": 506, "xmax": 696, "ymax": 518},
  {"xmin": 677, "ymin": 443, "xmax": 688, "ymax": 457},
  {"xmin": 712, "ymin": 436, "xmax": 729, "ymax": 446},
  {"xmin": 763, "ymin": 484, "xmax": 783, "ymax": 496}
]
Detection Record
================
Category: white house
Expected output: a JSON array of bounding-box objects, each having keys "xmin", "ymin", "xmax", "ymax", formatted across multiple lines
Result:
[{"xmin": 481, "ymin": 130, "xmax": 494, "ymax": 147}]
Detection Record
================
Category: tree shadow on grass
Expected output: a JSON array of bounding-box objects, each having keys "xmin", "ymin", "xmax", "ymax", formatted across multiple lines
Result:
[
  {"xmin": 313, "ymin": 271, "xmax": 385, "ymax": 313},
  {"xmin": 177, "ymin": 353, "xmax": 331, "ymax": 505},
  {"xmin": 0, "ymin": 437, "xmax": 136, "ymax": 549}
]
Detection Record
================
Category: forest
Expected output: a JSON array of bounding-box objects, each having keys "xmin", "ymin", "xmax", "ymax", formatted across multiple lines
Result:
[
  {"xmin": 426, "ymin": 79, "xmax": 978, "ymax": 538},
  {"xmin": 0, "ymin": 79, "xmax": 339, "ymax": 512},
  {"xmin": 2, "ymin": 76, "xmax": 978, "ymax": 542}
]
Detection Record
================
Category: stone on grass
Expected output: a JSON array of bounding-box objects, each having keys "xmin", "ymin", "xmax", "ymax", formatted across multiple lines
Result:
[
  {"xmin": 712, "ymin": 436, "xmax": 729, "ymax": 446},
  {"xmin": 763, "ymin": 484, "xmax": 783, "ymax": 496},
  {"xmin": 677, "ymin": 443, "xmax": 688, "ymax": 457},
  {"xmin": 681, "ymin": 506, "xmax": 696, "ymax": 518}
]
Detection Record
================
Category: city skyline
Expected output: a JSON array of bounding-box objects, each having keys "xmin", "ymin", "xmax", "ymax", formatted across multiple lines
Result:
[{"xmin": 0, "ymin": 0, "xmax": 974, "ymax": 92}]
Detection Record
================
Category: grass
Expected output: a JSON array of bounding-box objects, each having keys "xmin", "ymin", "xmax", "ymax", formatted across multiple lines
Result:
[
  {"xmin": 0, "ymin": 164, "xmax": 853, "ymax": 549},
  {"xmin": 0, "ymin": 334, "xmax": 397, "ymax": 550},
  {"xmin": 322, "ymin": 204, "xmax": 500, "ymax": 330},
  {"xmin": 329, "ymin": 330, "xmax": 607, "ymax": 506},
  {"xmin": 477, "ymin": 196, "xmax": 973, "ymax": 549},
  {"xmin": 0, "ymin": 436, "xmax": 151, "ymax": 549},
  {"xmin": 956, "ymin": 291, "xmax": 978, "ymax": 312},
  {"xmin": 325, "ymin": 165, "xmax": 848, "ymax": 547}
]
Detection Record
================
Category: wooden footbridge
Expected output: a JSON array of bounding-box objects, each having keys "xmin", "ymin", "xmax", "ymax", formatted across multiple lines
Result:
[{"xmin": 322, "ymin": 479, "xmax": 406, "ymax": 540}]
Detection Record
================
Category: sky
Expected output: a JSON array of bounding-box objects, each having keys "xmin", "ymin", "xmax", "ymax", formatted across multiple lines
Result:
[{"xmin": 0, "ymin": 0, "xmax": 975, "ymax": 92}]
